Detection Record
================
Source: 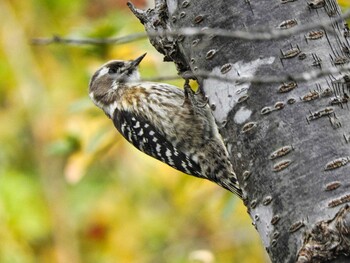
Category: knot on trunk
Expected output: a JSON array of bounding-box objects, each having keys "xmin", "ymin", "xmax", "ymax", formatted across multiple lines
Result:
[{"xmin": 297, "ymin": 205, "xmax": 350, "ymax": 263}]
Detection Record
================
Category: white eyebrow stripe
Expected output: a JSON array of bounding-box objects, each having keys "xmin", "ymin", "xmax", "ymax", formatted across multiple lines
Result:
[{"xmin": 97, "ymin": 67, "xmax": 109, "ymax": 79}]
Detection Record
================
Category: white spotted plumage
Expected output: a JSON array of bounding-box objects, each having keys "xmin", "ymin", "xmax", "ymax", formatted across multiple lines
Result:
[{"xmin": 89, "ymin": 53, "xmax": 242, "ymax": 198}]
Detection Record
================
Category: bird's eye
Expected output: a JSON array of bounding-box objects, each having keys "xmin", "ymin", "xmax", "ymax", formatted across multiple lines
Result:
[{"xmin": 108, "ymin": 68, "xmax": 117, "ymax": 74}]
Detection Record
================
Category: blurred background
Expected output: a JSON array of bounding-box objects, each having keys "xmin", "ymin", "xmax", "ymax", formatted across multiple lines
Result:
[{"xmin": 0, "ymin": 1, "xmax": 348, "ymax": 263}]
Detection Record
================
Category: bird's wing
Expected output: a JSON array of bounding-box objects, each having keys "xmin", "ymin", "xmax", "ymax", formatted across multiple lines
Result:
[{"xmin": 113, "ymin": 109, "xmax": 202, "ymax": 177}]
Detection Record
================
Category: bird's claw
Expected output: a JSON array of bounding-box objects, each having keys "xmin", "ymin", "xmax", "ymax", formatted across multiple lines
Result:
[{"xmin": 183, "ymin": 79, "xmax": 209, "ymax": 108}]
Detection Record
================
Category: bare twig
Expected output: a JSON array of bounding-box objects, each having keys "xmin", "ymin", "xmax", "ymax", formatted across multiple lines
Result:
[
  {"xmin": 143, "ymin": 64, "xmax": 350, "ymax": 84},
  {"xmin": 31, "ymin": 10, "xmax": 350, "ymax": 46},
  {"xmin": 31, "ymin": 33, "xmax": 146, "ymax": 45}
]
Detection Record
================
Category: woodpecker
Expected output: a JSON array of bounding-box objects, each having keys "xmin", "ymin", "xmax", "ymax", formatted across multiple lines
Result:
[{"xmin": 89, "ymin": 53, "xmax": 242, "ymax": 198}]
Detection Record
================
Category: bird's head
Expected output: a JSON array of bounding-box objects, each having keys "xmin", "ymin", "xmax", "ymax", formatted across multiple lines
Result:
[{"xmin": 89, "ymin": 53, "xmax": 146, "ymax": 110}]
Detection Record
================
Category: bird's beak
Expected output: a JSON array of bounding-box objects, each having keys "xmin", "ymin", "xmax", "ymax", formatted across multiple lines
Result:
[{"xmin": 130, "ymin": 53, "xmax": 147, "ymax": 68}]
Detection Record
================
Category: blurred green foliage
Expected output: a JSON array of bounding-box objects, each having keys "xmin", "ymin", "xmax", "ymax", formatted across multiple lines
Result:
[
  {"xmin": 339, "ymin": 0, "xmax": 350, "ymax": 8},
  {"xmin": 1, "ymin": 0, "xmax": 347, "ymax": 263}
]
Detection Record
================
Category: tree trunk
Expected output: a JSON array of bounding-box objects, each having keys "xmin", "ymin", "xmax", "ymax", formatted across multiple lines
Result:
[{"xmin": 128, "ymin": 0, "xmax": 350, "ymax": 262}]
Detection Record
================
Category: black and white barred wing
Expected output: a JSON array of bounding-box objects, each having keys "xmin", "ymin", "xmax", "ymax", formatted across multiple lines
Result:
[{"xmin": 113, "ymin": 110, "xmax": 202, "ymax": 177}]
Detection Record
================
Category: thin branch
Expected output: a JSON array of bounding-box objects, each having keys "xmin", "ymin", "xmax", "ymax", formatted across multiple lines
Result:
[
  {"xmin": 31, "ymin": 33, "xmax": 146, "ymax": 45},
  {"xmin": 142, "ymin": 64, "xmax": 350, "ymax": 84},
  {"xmin": 31, "ymin": 10, "xmax": 350, "ymax": 46}
]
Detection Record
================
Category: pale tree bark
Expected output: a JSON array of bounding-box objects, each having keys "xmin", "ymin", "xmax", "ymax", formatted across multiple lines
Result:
[{"xmin": 128, "ymin": 0, "xmax": 350, "ymax": 262}]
